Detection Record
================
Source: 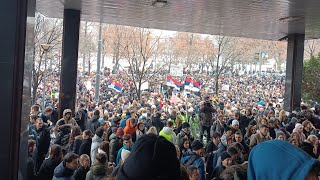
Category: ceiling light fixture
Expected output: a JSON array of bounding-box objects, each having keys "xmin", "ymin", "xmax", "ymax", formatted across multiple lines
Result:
[{"xmin": 152, "ymin": 0, "xmax": 168, "ymax": 8}]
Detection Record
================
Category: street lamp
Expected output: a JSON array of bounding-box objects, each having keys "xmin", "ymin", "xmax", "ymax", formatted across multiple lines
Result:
[{"xmin": 40, "ymin": 44, "xmax": 52, "ymax": 111}]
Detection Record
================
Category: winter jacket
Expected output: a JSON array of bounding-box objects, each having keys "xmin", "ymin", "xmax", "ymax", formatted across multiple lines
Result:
[
  {"xmin": 116, "ymin": 145, "xmax": 131, "ymax": 165},
  {"xmin": 88, "ymin": 115, "xmax": 100, "ymax": 134},
  {"xmin": 56, "ymin": 109, "xmax": 78, "ymax": 128},
  {"xmin": 53, "ymin": 162, "xmax": 75, "ymax": 180},
  {"xmin": 75, "ymin": 108, "xmax": 88, "ymax": 131},
  {"xmin": 150, "ymin": 116, "xmax": 164, "ymax": 133},
  {"xmin": 124, "ymin": 119, "xmax": 137, "ymax": 137},
  {"xmin": 37, "ymin": 157, "xmax": 62, "ymax": 180},
  {"xmin": 91, "ymin": 134, "xmax": 103, "ymax": 165},
  {"xmin": 109, "ymin": 133, "xmax": 122, "ymax": 163},
  {"xmin": 181, "ymin": 153, "xmax": 205, "ymax": 180},
  {"xmin": 54, "ymin": 125, "xmax": 71, "ymax": 154},
  {"xmin": 211, "ymin": 164, "xmax": 226, "ymax": 180},
  {"xmin": 79, "ymin": 138, "xmax": 92, "ymax": 156},
  {"xmin": 135, "ymin": 128, "xmax": 147, "ymax": 142},
  {"xmin": 34, "ymin": 126, "xmax": 51, "ymax": 171},
  {"xmin": 73, "ymin": 166, "xmax": 89, "ymax": 180},
  {"xmin": 71, "ymin": 136, "xmax": 82, "ymax": 154},
  {"xmin": 119, "ymin": 115, "xmax": 132, "ymax": 129},
  {"xmin": 248, "ymin": 140, "xmax": 320, "ymax": 180},
  {"xmin": 199, "ymin": 105, "xmax": 216, "ymax": 127},
  {"xmin": 85, "ymin": 162, "xmax": 108, "ymax": 180},
  {"xmin": 249, "ymin": 132, "xmax": 272, "ymax": 148},
  {"xmin": 159, "ymin": 127, "xmax": 177, "ymax": 144},
  {"xmin": 27, "ymin": 154, "xmax": 36, "ymax": 180}
]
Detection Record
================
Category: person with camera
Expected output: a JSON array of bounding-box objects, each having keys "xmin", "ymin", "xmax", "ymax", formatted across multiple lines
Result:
[{"xmin": 199, "ymin": 96, "xmax": 216, "ymax": 143}]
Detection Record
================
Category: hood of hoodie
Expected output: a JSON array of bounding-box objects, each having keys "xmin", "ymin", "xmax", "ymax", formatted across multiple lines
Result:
[
  {"xmin": 248, "ymin": 140, "xmax": 320, "ymax": 180},
  {"xmin": 92, "ymin": 134, "xmax": 103, "ymax": 143},
  {"xmin": 63, "ymin": 109, "xmax": 72, "ymax": 118},
  {"xmin": 90, "ymin": 162, "xmax": 107, "ymax": 176},
  {"xmin": 53, "ymin": 162, "xmax": 74, "ymax": 178},
  {"xmin": 162, "ymin": 127, "xmax": 174, "ymax": 135}
]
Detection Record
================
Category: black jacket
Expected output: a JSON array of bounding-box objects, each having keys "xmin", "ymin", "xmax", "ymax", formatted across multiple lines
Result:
[
  {"xmin": 71, "ymin": 136, "xmax": 82, "ymax": 155},
  {"xmin": 73, "ymin": 166, "xmax": 89, "ymax": 180},
  {"xmin": 109, "ymin": 133, "xmax": 123, "ymax": 163},
  {"xmin": 88, "ymin": 115, "xmax": 100, "ymax": 133},
  {"xmin": 75, "ymin": 109, "xmax": 88, "ymax": 131},
  {"xmin": 27, "ymin": 154, "xmax": 36, "ymax": 180},
  {"xmin": 79, "ymin": 138, "xmax": 92, "ymax": 156},
  {"xmin": 37, "ymin": 157, "xmax": 62, "ymax": 180}
]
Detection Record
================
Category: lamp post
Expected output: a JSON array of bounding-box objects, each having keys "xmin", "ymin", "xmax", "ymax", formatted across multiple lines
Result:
[
  {"xmin": 40, "ymin": 44, "xmax": 52, "ymax": 111},
  {"xmin": 95, "ymin": 21, "xmax": 103, "ymax": 102}
]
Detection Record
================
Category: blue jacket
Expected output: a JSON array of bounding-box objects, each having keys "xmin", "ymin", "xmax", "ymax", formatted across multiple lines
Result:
[
  {"xmin": 181, "ymin": 153, "xmax": 205, "ymax": 180},
  {"xmin": 116, "ymin": 144, "xmax": 131, "ymax": 165},
  {"xmin": 248, "ymin": 140, "xmax": 320, "ymax": 180},
  {"xmin": 120, "ymin": 115, "xmax": 131, "ymax": 129},
  {"xmin": 52, "ymin": 162, "xmax": 75, "ymax": 180}
]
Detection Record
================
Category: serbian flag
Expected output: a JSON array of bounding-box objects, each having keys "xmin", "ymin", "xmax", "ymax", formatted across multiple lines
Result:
[
  {"xmin": 166, "ymin": 75, "xmax": 182, "ymax": 90},
  {"xmin": 108, "ymin": 79, "xmax": 123, "ymax": 92},
  {"xmin": 185, "ymin": 77, "xmax": 201, "ymax": 92}
]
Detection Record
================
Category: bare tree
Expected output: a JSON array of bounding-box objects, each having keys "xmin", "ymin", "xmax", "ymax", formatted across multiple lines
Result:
[
  {"xmin": 121, "ymin": 27, "xmax": 165, "ymax": 99},
  {"xmin": 206, "ymin": 35, "xmax": 244, "ymax": 95},
  {"xmin": 304, "ymin": 39, "xmax": 320, "ymax": 60},
  {"xmin": 32, "ymin": 13, "xmax": 63, "ymax": 104}
]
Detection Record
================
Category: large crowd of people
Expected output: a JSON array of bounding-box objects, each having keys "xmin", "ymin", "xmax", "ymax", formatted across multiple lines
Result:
[{"xmin": 26, "ymin": 70, "xmax": 320, "ymax": 180}]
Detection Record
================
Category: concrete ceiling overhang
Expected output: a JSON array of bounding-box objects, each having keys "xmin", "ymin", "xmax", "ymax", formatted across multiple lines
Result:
[{"xmin": 36, "ymin": 0, "xmax": 320, "ymax": 40}]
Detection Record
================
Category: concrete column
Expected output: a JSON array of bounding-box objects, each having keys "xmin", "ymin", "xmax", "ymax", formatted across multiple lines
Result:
[
  {"xmin": 0, "ymin": 0, "xmax": 28, "ymax": 179},
  {"xmin": 59, "ymin": 9, "xmax": 80, "ymax": 117},
  {"xmin": 284, "ymin": 34, "xmax": 305, "ymax": 112}
]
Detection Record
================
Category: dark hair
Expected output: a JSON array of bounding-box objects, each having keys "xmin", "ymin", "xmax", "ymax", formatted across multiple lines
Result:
[
  {"xmin": 99, "ymin": 141, "xmax": 110, "ymax": 155},
  {"xmin": 95, "ymin": 127, "xmax": 105, "ymax": 138},
  {"xmin": 227, "ymin": 146, "xmax": 239, "ymax": 156},
  {"xmin": 167, "ymin": 121, "xmax": 174, "ymax": 127},
  {"xmin": 28, "ymin": 139, "xmax": 36, "ymax": 152},
  {"xmin": 30, "ymin": 114, "xmax": 38, "ymax": 121},
  {"xmin": 259, "ymin": 124, "xmax": 269, "ymax": 129},
  {"xmin": 123, "ymin": 134, "xmax": 132, "ymax": 141},
  {"xmin": 94, "ymin": 110, "xmax": 100, "ymax": 116},
  {"xmin": 187, "ymin": 165, "xmax": 198, "ymax": 176},
  {"xmin": 83, "ymin": 130, "xmax": 93, "ymax": 138},
  {"xmin": 31, "ymin": 105, "xmax": 40, "ymax": 112},
  {"xmin": 230, "ymin": 142, "xmax": 244, "ymax": 152},
  {"xmin": 212, "ymin": 132, "xmax": 221, "ymax": 139},
  {"xmin": 44, "ymin": 107, "xmax": 53, "ymax": 113},
  {"xmin": 63, "ymin": 153, "xmax": 79, "ymax": 163},
  {"xmin": 95, "ymin": 153, "xmax": 107, "ymax": 164},
  {"xmin": 79, "ymin": 103, "xmax": 85, "ymax": 108},
  {"xmin": 234, "ymin": 131, "xmax": 243, "ymax": 137},
  {"xmin": 50, "ymin": 144, "xmax": 63, "ymax": 161},
  {"xmin": 70, "ymin": 126, "xmax": 82, "ymax": 144}
]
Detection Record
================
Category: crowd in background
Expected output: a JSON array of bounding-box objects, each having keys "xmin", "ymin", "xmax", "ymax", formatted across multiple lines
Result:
[{"xmin": 26, "ymin": 70, "xmax": 320, "ymax": 180}]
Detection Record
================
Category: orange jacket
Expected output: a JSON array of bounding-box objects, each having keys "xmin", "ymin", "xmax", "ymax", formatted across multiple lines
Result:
[{"xmin": 124, "ymin": 118, "xmax": 137, "ymax": 136}]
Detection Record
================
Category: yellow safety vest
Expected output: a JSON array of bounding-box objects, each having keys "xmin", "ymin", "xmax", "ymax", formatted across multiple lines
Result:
[{"xmin": 159, "ymin": 130, "xmax": 173, "ymax": 142}]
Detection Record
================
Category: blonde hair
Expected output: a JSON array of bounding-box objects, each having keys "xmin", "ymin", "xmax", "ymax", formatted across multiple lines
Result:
[
  {"xmin": 307, "ymin": 135, "xmax": 318, "ymax": 146},
  {"xmin": 79, "ymin": 154, "xmax": 90, "ymax": 165},
  {"xmin": 147, "ymin": 126, "xmax": 158, "ymax": 135}
]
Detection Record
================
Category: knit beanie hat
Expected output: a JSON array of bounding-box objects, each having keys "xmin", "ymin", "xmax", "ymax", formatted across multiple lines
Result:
[
  {"xmin": 220, "ymin": 151, "xmax": 231, "ymax": 162},
  {"xmin": 191, "ymin": 140, "xmax": 204, "ymax": 151},
  {"xmin": 117, "ymin": 127, "xmax": 124, "ymax": 137}
]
